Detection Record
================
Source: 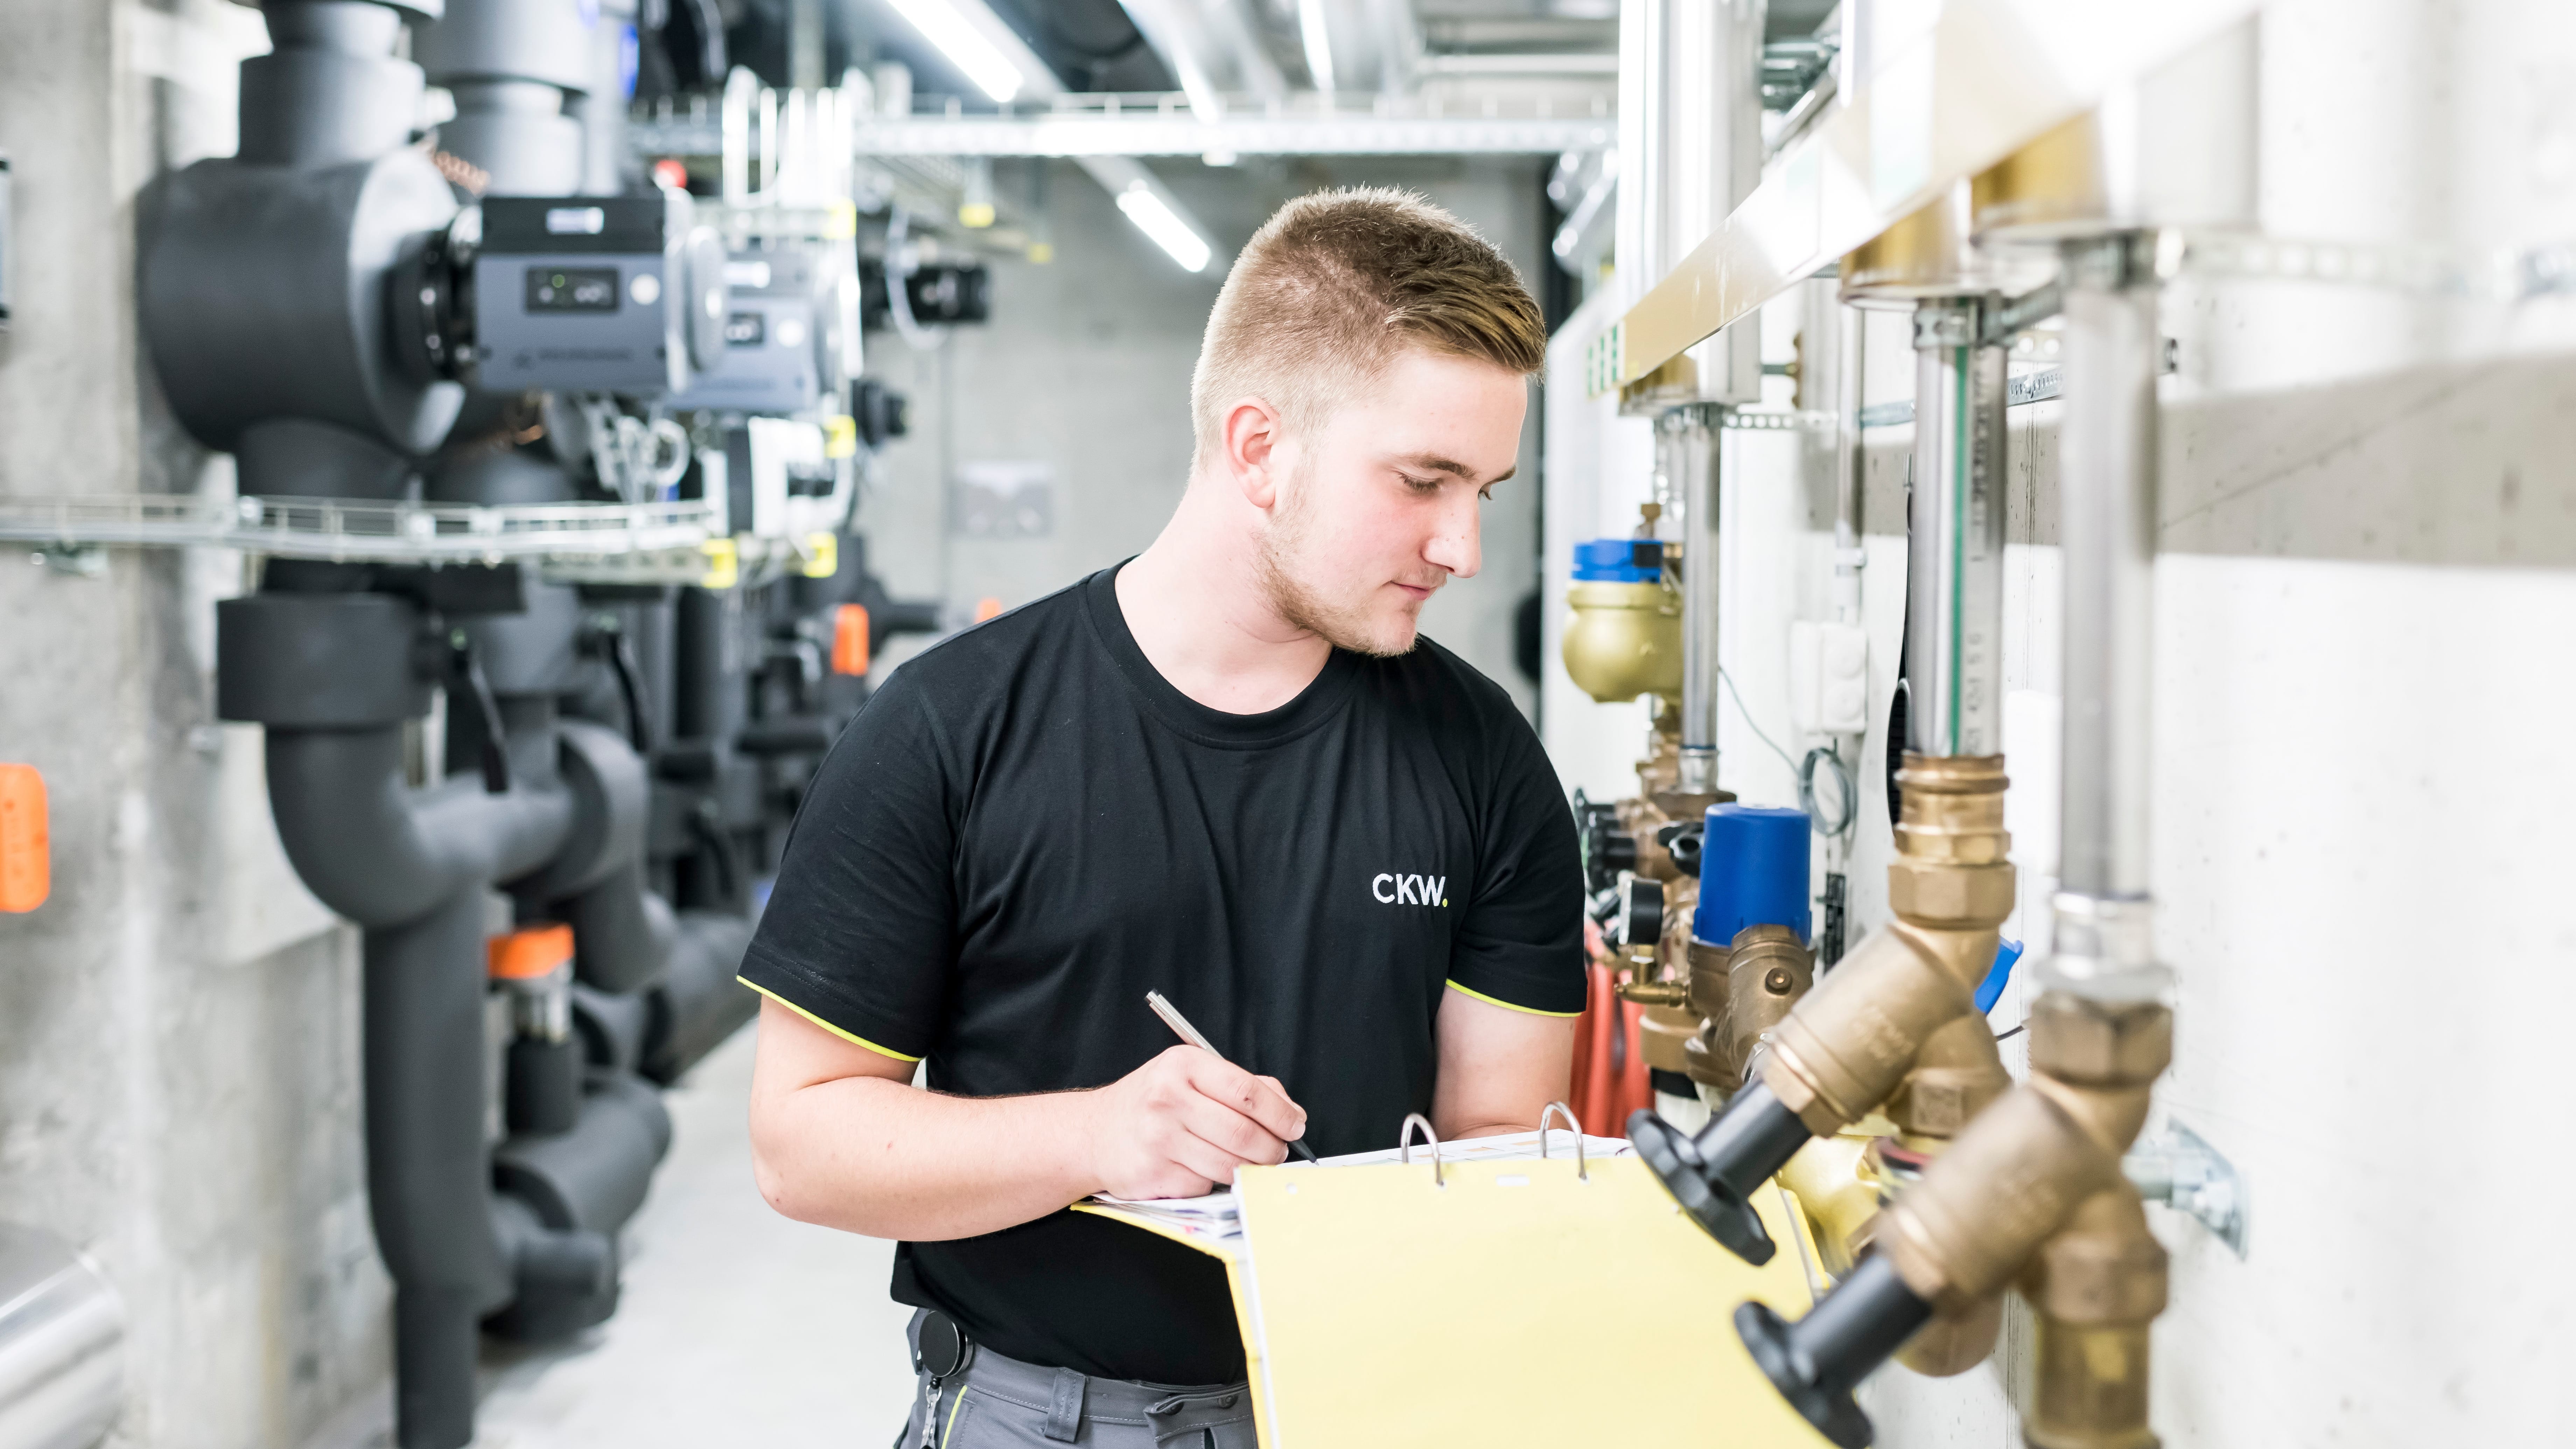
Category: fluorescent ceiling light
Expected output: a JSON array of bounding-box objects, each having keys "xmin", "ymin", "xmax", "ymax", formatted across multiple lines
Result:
[
  {"xmin": 885, "ymin": 0, "xmax": 1026, "ymax": 103},
  {"xmin": 1297, "ymin": 0, "xmax": 1336, "ymax": 93},
  {"xmin": 1116, "ymin": 182, "xmax": 1214, "ymax": 273}
]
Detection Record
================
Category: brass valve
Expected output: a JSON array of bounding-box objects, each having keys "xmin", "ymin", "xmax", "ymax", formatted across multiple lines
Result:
[
  {"xmin": 1634, "ymin": 754, "xmax": 2014, "ymax": 1266},
  {"xmin": 1735, "ymin": 980, "xmax": 2174, "ymax": 1449}
]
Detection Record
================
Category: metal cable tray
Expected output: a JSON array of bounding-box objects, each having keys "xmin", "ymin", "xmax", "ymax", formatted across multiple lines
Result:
[{"xmin": 0, "ymin": 493, "xmax": 720, "ymax": 566}]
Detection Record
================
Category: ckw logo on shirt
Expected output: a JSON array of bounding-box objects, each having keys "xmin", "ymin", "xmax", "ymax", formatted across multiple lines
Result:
[{"xmin": 1371, "ymin": 872, "xmax": 1447, "ymax": 907}]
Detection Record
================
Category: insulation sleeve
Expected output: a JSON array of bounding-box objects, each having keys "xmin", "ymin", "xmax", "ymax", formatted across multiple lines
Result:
[{"xmin": 265, "ymin": 727, "xmax": 572, "ymax": 928}]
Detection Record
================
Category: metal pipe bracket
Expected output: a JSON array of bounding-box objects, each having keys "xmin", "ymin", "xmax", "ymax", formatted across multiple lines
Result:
[{"xmin": 2122, "ymin": 1116, "xmax": 2247, "ymax": 1257}]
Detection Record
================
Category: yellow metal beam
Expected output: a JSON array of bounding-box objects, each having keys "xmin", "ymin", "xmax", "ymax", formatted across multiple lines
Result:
[{"xmin": 1610, "ymin": 0, "xmax": 2264, "ymax": 392}]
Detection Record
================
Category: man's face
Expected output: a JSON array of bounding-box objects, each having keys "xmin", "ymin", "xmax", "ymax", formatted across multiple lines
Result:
[{"xmin": 1254, "ymin": 348, "xmax": 1527, "ymax": 657}]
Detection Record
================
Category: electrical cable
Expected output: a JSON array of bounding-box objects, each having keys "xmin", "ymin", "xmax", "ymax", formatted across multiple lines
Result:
[
  {"xmin": 1718, "ymin": 665, "xmax": 1799, "ymax": 776},
  {"xmin": 1799, "ymin": 745, "xmax": 1857, "ymax": 837},
  {"xmin": 1722, "ymin": 665, "xmax": 1858, "ymax": 840}
]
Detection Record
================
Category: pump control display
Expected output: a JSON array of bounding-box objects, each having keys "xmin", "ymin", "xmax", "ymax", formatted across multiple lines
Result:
[
  {"xmin": 392, "ymin": 190, "xmax": 727, "ymax": 398},
  {"xmin": 526, "ymin": 267, "xmax": 620, "ymax": 313}
]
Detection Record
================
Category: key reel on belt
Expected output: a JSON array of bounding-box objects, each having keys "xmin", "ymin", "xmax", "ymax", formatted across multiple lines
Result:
[{"xmin": 913, "ymin": 1311, "xmax": 976, "ymax": 1446}]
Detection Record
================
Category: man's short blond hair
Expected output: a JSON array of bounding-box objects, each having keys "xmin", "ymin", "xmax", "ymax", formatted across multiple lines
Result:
[{"xmin": 1190, "ymin": 188, "xmax": 1547, "ymax": 469}]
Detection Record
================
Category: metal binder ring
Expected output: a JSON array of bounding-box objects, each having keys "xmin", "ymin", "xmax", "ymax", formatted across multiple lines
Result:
[
  {"xmin": 1537, "ymin": 1101, "xmax": 1587, "ymax": 1182},
  {"xmin": 1398, "ymin": 1113, "xmax": 1443, "ymax": 1187}
]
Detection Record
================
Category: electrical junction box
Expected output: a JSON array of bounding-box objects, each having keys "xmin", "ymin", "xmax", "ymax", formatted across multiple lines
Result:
[
  {"xmin": 474, "ymin": 194, "xmax": 700, "ymax": 396},
  {"xmin": 662, "ymin": 250, "xmax": 822, "ymax": 416},
  {"xmin": 1788, "ymin": 620, "xmax": 1870, "ymax": 736}
]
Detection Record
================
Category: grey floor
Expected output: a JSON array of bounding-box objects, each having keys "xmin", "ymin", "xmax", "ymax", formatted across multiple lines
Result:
[{"xmin": 311, "ymin": 1024, "xmax": 921, "ymax": 1448}]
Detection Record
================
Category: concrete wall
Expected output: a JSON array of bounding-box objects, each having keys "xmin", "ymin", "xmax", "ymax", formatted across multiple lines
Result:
[
  {"xmin": 1541, "ymin": 1, "xmax": 2576, "ymax": 1444},
  {"xmin": 863, "ymin": 156, "xmax": 1550, "ymax": 718},
  {"xmin": 0, "ymin": 4, "xmax": 391, "ymax": 1446}
]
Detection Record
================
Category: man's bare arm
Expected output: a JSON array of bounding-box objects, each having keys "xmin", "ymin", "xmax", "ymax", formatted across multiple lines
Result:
[
  {"xmin": 748, "ymin": 998, "xmax": 1309, "ymax": 1240},
  {"xmin": 1430, "ymin": 986, "xmax": 1576, "ymax": 1140}
]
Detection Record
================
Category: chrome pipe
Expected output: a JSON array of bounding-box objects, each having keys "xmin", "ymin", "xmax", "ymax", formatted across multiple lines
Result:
[
  {"xmin": 1904, "ymin": 297, "xmax": 2009, "ymax": 759},
  {"xmin": 0, "ymin": 1225, "xmax": 122, "ymax": 1449},
  {"xmin": 2054, "ymin": 233, "xmax": 2163, "ymax": 970},
  {"xmin": 1671, "ymin": 404, "xmax": 1725, "ymax": 793},
  {"xmin": 1833, "ymin": 296, "xmax": 1868, "ymax": 624}
]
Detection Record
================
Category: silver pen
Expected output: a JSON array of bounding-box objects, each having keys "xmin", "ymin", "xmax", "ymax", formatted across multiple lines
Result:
[{"xmin": 1144, "ymin": 990, "xmax": 1318, "ymax": 1163}]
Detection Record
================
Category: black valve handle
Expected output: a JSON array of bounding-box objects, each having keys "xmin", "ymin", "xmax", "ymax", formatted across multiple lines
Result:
[
  {"xmin": 1628, "ymin": 1078, "xmax": 1814, "ymax": 1264},
  {"xmin": 1735, "ymin": 1253, "xmax": 1933, "ymax": 1448}
]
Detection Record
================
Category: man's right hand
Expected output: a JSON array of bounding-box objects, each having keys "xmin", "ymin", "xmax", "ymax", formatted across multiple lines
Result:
[{"xmin": 1081, "ymin": 1045, "xmax": 1309, "ymax": 1200}]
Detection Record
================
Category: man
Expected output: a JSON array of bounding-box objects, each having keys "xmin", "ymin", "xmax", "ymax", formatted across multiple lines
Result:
[{"xmin": 742, "ymin": 188, "xmax": 1583, "ymax": 1448}]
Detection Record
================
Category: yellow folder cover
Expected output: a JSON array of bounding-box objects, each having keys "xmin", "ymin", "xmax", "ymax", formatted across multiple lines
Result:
[{"xmin": 1084, "ymin": 1150, "xmax": 1829, "ymax": 1448}]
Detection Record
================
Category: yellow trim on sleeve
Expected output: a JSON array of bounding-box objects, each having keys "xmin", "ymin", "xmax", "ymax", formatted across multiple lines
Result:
[
  {"xmin": 1443, "ymin": 980, "xmax": 1584, "ymax": 1019},
  {"xmin": 738, "ymin": 978, "xmax": 924, "ymax": 1062}
]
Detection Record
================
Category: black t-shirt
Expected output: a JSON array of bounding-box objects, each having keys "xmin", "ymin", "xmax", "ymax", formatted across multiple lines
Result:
[{"xmin": 740, "ymin": 564, "xmax": 1583, "ymax": 1384}]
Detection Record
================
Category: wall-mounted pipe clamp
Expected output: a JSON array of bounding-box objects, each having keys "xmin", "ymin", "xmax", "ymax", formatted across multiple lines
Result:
[{"xmin": 2123, "ymin": 1116, "xmax": 2248, "ymax": 1257}]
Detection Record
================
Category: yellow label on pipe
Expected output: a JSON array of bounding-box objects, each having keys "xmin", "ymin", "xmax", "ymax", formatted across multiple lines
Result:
[
  {"xmin": 801, "ymin": 533, "xmax": 838, "ymax": 579},
  {"xmin": 824, "ymin": 414, "xmax": 858, "ymax": 458}
]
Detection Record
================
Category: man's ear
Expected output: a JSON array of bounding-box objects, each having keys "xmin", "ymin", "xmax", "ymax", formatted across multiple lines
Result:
[{"xmin": 1220, "ymin": 395, "xmax": 1286, "ymax": 509}]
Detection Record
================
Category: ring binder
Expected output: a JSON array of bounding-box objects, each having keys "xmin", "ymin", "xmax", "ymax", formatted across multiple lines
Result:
[
  {"xmin": 1396, "ymin": 1112, "xmax": 1443, "ymax": 1186},
  {"xmin": 1076, "ymin": 1119, "xmax": 1823, "ymax": 1446},
  {"xmin": 1535, "ymin": 1101, "xmax": 1587, "ymax": 1181}
]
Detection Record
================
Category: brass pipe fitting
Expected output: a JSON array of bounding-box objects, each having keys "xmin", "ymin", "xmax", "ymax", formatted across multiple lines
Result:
[
  {"xmin": 1638, "ymin": 1005, "xmax": 1699, "ymax": 1075},
  {"xmin": 1878, "ymin": 989, "xmax": 2170, "ymax": 1312},
  {"xmin": 1884, "ymin": 1014, "xmax": 2011, "ymax": 1379},
  {"xmin": 1777, "ymin": 1133, "xmax": 1882, "ymax": 1278},
  {"xmin": 1896, "ymin": 1295, "xmax": 2004, "ymax": 1381},
  {"xmin": 1733, "ymin": 987, "xmax": 2169, "ymax": 1447},
  {"xmin": 1723, "ymin": 923, "xmax": 1813, "ymax": 1082},
  {"xmin": 2022, "ymin": 1186, "xmax": 2168, "ymax": 1449},
  {"xmin": 1677, "ymin": 924, "xmax": 1814, "ymax": 1091},
  {"xmin": 1887, "ymin": 1011, "xmax": 2012, "ymax": 1145},
  {"xmin": 1764, "ymin": 754, "xmax": 2012, "ymax": 1135}
]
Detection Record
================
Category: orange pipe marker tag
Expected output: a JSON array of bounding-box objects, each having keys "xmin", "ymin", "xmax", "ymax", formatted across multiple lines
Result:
[
  {"xmin": 832, "ymin": 603, "xmax": 871, "ymax": 676},
  {"xmin": 0, "ymin": 764, "xmax": 47, "ymax": 913},
  {"xmin": 488, "ymin": 922, "xmax": 575, "ymax": 980}
]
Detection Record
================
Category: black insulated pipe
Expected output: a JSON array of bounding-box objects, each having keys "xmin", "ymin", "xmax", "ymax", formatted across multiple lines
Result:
[
  {"xmin": 1627, "ymin": 1080, "xmax": 1813, "ymax": 1263},
  {"xmin": 643, "ymin": 910, "xmax": 758, "ymax": 1084},
  {"xmin": 1734, "ymin": 1253, "xmax": 1934, "ymax": 1449},
  {"xmin": 364, "ymin": 891, "xmax": 517, "ymax": 1449},
  {"xmin": 239, "ymin": 1, "xmax": 434, "ymax": 169}
]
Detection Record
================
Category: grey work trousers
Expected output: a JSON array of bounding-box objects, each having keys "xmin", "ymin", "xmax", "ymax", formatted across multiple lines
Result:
[{"xmin": 901, "ymin": 1310, "xmax": 1258, "ymax": 1449}]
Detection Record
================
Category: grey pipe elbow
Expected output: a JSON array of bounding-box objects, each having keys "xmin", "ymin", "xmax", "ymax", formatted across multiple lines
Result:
[
  {"xmin": 562, "ymin": 861, "xmax": 676, "ymax": 994},
  {"xmin": 265, "ymin": 729, "xmax": 572, "ymax": 928}
]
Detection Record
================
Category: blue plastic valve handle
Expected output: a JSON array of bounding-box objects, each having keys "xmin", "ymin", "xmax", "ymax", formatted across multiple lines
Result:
[{"xmin": 1974, "ymin": 938, "xmax": 2024, "ymax": 1015}]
